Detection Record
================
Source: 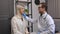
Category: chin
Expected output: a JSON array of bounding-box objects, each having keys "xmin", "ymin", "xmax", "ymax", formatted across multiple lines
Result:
[{"xmin": 39, "ymin": 11, "xmax": 40, "ymax": 13}]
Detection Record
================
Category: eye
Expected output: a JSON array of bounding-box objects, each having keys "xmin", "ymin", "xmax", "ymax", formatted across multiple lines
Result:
[{"xmin": 38, "ymin": 7, "xmax": 42, "ymax": 9}]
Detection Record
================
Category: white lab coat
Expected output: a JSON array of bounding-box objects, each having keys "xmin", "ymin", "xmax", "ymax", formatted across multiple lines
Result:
[
  {"xmin": 11, "ymin": 15, "xmax": 28, "ymax": 34},
  {"xmin": 25, "ymin": 12, "xmax": 55, "ymax": 34}
]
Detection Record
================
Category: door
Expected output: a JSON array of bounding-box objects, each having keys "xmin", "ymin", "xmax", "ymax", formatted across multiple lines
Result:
[
  {"xmin": 0, "ymin": 0, "xmax": 14, "ymax": 34},
  {"xmin": 47, "ymin": 0, "xmax": 60, "ymax": 32}
]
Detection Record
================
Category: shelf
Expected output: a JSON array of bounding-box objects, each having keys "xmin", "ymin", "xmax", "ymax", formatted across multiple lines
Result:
[{"xmin": 16, "ymin": 1, "xmax": 31, "ymax": 4}]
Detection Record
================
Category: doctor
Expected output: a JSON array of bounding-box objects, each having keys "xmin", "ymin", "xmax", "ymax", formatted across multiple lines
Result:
[
  {"xmin": 22, "ymin": 2, "xmax": 55, "ymax": 34},
  {"xmin": 11, "ymin": 5, "xmax": 29, "ymax": 34}
]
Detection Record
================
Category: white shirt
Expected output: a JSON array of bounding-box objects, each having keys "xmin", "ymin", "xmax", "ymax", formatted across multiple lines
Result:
[
  {"xmin": 26, "ymin": 12, "xmax": 55, "ymax": 34},
  {"xmin": 11, "ymin": 15, "xmax": 28, "ymax": 34}
]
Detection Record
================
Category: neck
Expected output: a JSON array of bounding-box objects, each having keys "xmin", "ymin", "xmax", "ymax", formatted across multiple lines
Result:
[
  {"xmin": 40, "ymin": 11, "xmax": 46, "ymax": 16},
  {"xmin": 17, "ymin": 13, "xmax": 22, "ymax": 17},
  {"xmin": 42, "ymin": 11, "xmax": 46, "ymax": 14}
]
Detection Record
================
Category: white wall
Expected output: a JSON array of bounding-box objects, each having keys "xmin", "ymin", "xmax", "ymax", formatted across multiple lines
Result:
[
  {"xmin": 40, "ymin": 0, "xmax": 45, "ymax": 3},
  {"xmin": 32, "ymin": 0, "xmax": 39, "ymax": 32},
  {"xmin": 32, "ymin": 0, "xmax": 45, "ymax": 32}
]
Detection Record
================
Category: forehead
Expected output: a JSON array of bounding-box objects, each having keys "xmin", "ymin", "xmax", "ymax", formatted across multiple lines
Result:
[
  {"xmin": 39, "ymin": 4, "xmax": 42, "ymax": 7},
  {"xmin": 17, "ymin": 5, "xmax": 24, "ymax": 9}
]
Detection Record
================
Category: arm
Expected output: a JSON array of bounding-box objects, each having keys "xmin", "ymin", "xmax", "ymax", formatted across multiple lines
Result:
[
  {"xmin": 22, "ymin": 13, "xmax": 37, "ymax": 23},
  {"xmin": 41, "ymin": 16, "xmax": 55, "ymax": 34},
  {"xmin": 11, "ymin": 19, "xmax": 22, "ymax": 34},
  {"xmin": 26, "ymin": 16, "xmax": 37, "ymax": 23},
  {"xmin": 47, "ymin": 17, "xmax": 55, "ymax": 34}
]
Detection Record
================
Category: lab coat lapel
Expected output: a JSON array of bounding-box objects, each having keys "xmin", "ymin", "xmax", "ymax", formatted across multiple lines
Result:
[
  {"xmin": 38, "ymin": 12, "xmax": 48, "ymax": 32},
  {"xmin": 42, "ymin": 12, "xmax": 47, "ymax": 19}
]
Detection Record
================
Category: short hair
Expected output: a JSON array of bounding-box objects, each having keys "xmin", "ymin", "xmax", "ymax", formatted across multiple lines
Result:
[
  {"xmin": 39, "ymin": 2, "xmax": 47, "ymax": 11},
  {"xmin": 16, "ymin": 5, "xmax": 24, "ymax": 14},
  {"xmin": 16, "ymin": 5, "xmax": 24, "ymax": 10}
]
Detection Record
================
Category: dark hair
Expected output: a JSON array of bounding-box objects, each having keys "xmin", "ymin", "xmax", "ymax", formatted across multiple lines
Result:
[{"xmin": 40, "ymin": 2, "xmax": 47, "ymax": 11}]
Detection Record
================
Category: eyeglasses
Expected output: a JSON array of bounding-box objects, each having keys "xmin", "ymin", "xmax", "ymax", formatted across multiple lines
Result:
[{"xmin": 38, "ymin": 7, "xmax": 42, "ymax": 8}]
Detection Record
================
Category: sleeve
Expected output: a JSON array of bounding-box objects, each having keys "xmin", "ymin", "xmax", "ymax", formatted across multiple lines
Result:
[
  {"xmin": 25, "ymin": 16, "xmax": 38, "ymax": 24},
  {"xmin": 47, "ymin": 17, "xmax": 55, "ymax": 34},
  {"xmin": 11, "ymin": 18, "xmax": 23, "ymax": 34},
  {"xmin": 41, "ymin": 16, "xmax": 55, "ymax": 34}
]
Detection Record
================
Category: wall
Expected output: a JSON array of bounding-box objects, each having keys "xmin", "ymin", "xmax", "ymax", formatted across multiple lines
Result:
[
  {"xmin": 32, "ymin": 0, "xmax": 45, "ymax": 32},
  {"xmin": 32, "ymin": 0, "xmax": 39, "ymax": 32},
  {"xmin": 47, "ymin": 0, "xmax": 60, "ymax": 32},
  {"xmin": 0, "ymin": 0, "xmax": 14, "ymax": 34}
]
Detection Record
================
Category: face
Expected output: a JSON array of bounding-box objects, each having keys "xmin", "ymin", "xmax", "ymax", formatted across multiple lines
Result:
[
  {"xmin": 19, "ymin": 8, "xmax": 24, "ymax": 14},
  {"xmin": 38, "ymin": 4, "xmax": 45, "ymax": 14}
]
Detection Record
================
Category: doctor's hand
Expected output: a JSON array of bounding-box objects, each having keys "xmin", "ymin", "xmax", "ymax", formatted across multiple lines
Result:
[
  {"xmin": 22, "ymin": 13, "xmax": 27, "ymax": 19},
  {"xmin": 38, "ymin": 32, "xmax": 40, "ymax": 34}
]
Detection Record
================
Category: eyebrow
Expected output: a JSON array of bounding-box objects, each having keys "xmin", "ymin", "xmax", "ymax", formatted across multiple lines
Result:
[{"xmin": 38, "ymin": 6, "xmax": 42, "ymax": 8}]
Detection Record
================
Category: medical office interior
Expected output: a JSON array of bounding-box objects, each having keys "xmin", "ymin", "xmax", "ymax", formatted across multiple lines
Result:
[{"xmin": 0, "ymin": 0, "xmax": 60, "ymax": 34}]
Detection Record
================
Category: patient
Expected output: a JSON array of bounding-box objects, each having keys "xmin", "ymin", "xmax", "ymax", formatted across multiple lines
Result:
[{"xmin": 11, "ymin": 5, "xmax": 29, "ymax": 34}]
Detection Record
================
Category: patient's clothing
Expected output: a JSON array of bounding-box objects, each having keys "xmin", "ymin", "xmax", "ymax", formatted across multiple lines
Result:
[{"xmin": 11, "ymin": 15, "xmax": 28, "ymax": 34}]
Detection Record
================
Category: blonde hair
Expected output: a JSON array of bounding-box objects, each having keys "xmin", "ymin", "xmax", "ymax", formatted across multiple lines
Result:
[{"xmin": 16, "ymin": 5, "xmax": 24, "ymax": 15}]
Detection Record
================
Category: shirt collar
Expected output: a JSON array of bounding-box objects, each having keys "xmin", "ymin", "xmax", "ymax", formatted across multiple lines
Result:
[
  {"xmin": 41, "ymin": 12, "xmax": 47, "ymax": 19},
  {"xmin": 16, "ymin": 14, "xmax": 23, "ymax": 19}
]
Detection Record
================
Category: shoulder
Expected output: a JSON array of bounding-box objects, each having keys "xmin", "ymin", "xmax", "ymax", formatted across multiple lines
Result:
[
  {"xmin": 46, "ymin": 14, "xmax": 54, "ymax": 22},
  {"xmin": 11, "ymin": 15, "xmax": 17, "ymax": 21},
  {"xmin": 46, "ymin": 14, "xmax": 55, "ymax": 25},
  {"xmin": 46, "ymin": 14, "xmax": 53, "ymax": 20}
]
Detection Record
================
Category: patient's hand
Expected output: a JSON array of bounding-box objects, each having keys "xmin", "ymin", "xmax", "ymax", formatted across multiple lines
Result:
[
  {"xmin": 25, "ymin": 28, "xmax": 29, "ymax": 34},
  {"xmin": 25, "ymin": 31, "xmax": 29, "ymax": 34}
]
